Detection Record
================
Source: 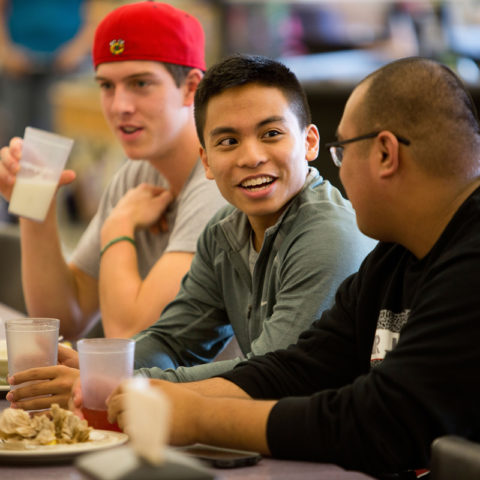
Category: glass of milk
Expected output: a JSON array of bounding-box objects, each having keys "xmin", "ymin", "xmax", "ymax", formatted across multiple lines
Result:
[{"xmin": 8, "ymin": 127, "xmax": 74, "ymax": 222}]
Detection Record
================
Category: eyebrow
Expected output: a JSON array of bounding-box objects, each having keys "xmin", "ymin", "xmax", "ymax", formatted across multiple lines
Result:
[{"xmin": 208, "ymin": 115, "xmax": 286, "ymax": 139}]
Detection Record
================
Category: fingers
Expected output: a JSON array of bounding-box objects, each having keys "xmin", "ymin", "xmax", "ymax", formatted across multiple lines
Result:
[
  {"xmin": 69, "ymin": 378, "xmax": 84, "ymax": 418},
  {"xmin": 1, "ymin": 137, "xmax": 22, "ymax": 168},
  {"xmin": 0, "ymin": 139, "xmax": 22, "ymax": 199},
  {"xmin": 107, "ymin": 391, "xmax": 125, "ymax": 426},
  {"xmin": 152, "ymin": 190, "xmax": 173, "ymax": 211},
  {"xmin": 9, "ymin": 366, "xmax": 60, "ymax": 384},
  {"xmin": 58, "ymin": 344, "xmax": 79, "ymax": 368},
  {"xmin": 116, "ymin": 411, "xmax": 126, "ymax": 431},
  {"xmin": 8, "ymin": 391, "xmax": 71, "ymax": 411},
  {"xmin": 106, "ymin": 184, "xmax": 173, "ymax": 231},
  {"xmin": 137, "ymin": 183, "xmax": 168, "ymax": 196},
  {"xmin": 159, "ymin": 214, "xmax": 169, "ymax": 232},
  {"xmin": 9, "ymin": 396, "xmax": 68, "ymax": 412},
  {"xmin": 0, "ymin": 139, "xmax": 76, "ymax": 202},
  {"xmin": 7, "ymin": 366, "xmax": 79, "ymax": 410},
  {"xmin": 7, "ymin": 379, "xmax": 69, "ymax": 410},
  {"xmin": 58, "ymin": 169, "xmax": 76, "ymax": 187},
  {"xmin": 148, "ymin": 191, "xmax": 172, "ymax": 234}
]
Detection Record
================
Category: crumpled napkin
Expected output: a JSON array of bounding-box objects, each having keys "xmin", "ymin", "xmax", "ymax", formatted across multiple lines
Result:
[{"xmin": 123, "ymin": 377, "xmax": 171, "ymax": 465}]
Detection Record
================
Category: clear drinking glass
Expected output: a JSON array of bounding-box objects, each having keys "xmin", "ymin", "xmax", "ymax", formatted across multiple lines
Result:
[
  {"xmin": 8, "ymin": 127, "xmax": 74, "ymax": 222},
  {"xmin": 5, "ymin": 318, "xmax": 60, "ymax": 396},
  {"xmin": 77, "ymin": 338, "xmax": 135, "ymax": 431}
]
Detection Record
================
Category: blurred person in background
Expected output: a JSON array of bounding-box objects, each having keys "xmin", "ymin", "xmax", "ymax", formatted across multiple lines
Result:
[{"xmin": 0, "ymin": 0, "xmax": 96, "ymax": 221}]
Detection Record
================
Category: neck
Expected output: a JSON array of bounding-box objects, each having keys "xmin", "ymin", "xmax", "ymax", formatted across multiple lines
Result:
[
  {"xmin": 148, "ymin": 121, "xmax": 200, "ymax": 197},
  {"xmin": 249, "ymin": 214, "xmax": 280, "ymax": 252},
  {"xmin": 400, "ymin": 177, "xmax": 480, "ymax": 259}
]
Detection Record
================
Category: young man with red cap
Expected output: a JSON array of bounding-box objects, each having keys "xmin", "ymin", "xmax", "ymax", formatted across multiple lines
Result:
[{"xmin": 0, "ymin": 2, "xmax": 226, "ymax": 339}]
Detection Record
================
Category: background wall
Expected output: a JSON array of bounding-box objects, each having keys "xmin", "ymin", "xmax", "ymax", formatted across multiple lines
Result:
[{"xmin": 2, "ymin": 0, "xmax": 480, "ymax": 226}]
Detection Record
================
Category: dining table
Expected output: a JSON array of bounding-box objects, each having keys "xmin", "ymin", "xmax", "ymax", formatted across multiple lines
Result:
[
  {"xmin": 0, "ymin": 397, "xmax": 375, "ymax": 480},
  {"xmin": 0, "ymin": 303, "xmax": 376, "ymax": 479}
]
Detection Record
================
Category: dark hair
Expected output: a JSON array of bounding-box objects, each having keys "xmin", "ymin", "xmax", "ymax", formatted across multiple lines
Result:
[
  {"xmin": 357, "ymin": 57, "xmax": 480, "ymax": 176},
  {"xmin": 162, "ymin": 62, "xmax": 197, "ymax": 87},
  {"xmin": 194, "ymin": 54, "xmax": 311, "ymax": 147}
]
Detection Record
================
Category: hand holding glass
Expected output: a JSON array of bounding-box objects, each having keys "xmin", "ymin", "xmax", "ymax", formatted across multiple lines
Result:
[
  {"xmin": 8, "ymin": 127, "xmax": 74, "ymax": 222},
  {"xmin": 5, "ymin": 318, "xmax": 60, "ymax": 399},
  {"xmin": 77, "ymin": 338, "xmax": 135, "ymax": 431}
]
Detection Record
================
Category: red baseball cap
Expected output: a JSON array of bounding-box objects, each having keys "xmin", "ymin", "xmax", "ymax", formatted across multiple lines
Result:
[{"xmin": 93, "ymin": 1, "xmax": 206, "ymax": 70}]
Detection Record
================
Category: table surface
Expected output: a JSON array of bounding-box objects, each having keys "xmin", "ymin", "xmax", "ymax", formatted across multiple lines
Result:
[
  {"xmin": 0, "ymin": 303, "xmax": 375, "ymax": 479},
  {"xmin": 0, "ymin": 400, "xmax": 375, "ymax": 480}
]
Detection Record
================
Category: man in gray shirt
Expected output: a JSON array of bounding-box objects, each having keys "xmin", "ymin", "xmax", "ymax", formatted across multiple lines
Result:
[
  {"xmin": 0, "ymin": 2, "xmax": 226, "ymax": 341},
  {"xmin": 130, "ymin": 54, "xmax": 376, "ymax": 381}
]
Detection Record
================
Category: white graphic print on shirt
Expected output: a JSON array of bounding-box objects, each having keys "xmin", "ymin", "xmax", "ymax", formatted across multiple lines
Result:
[{"xmin": 371, "ymin": 309, "xmax": 410, "ymax": 366}]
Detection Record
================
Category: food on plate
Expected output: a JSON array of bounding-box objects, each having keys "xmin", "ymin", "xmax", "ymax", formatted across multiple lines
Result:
[{"xmin": 0, "ymin": 404, "xmax": 91, "ymax": 446}]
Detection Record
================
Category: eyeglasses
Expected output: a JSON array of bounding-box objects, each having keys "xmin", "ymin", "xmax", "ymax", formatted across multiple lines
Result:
[{"xmin": 325, "ymin": 131, "xmax": 411, "ymax": 167}]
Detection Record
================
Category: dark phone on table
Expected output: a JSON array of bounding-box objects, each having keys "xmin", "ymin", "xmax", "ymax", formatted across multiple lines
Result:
[{"xmin": 178, "ymin": 444, "xmax": 262, "ymax": 468}]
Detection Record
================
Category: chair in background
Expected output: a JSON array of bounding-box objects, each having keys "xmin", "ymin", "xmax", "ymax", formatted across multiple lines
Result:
[
  {"xmin": 0, "ymin": 225, "xmax": 27, "ymax": 314},
  {"xmin": 430, "ymin": 435, "xmax": 480, "ymax": 480}
]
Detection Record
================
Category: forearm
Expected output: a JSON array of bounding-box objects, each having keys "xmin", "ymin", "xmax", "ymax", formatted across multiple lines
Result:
[
  {"xmin": 100, "ymin": 234, "xmax": 193, "ymax": 338},
  {"xmin": 182, "ymin": 377, "xmax": 251, "ymax": 398},
  {"xmin": 20, "ymin": 204, "xmax": 96, "ymax": 339},
  {"xmin": 191, "ymin": 393, "xmax": 275, "ymax": 454},
  {"xmin": 99, "ymin": 242, "xmax": 142, "ymax": 338},
  {"xmin": 99, "ymin": 245, "xmax": 188, "ymax": 339},
  {"xmin": 148, "ymin": 377, "xmax": 274, "ymax": 453},
  {"xmin": 99, "ymin": 183, "xmax": 183, "ymax": 337}
]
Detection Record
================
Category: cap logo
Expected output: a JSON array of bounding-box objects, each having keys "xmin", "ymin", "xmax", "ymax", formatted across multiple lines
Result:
[{"xmin": 109, "ymin": 39, "xmax": 125, "ymax": 56}]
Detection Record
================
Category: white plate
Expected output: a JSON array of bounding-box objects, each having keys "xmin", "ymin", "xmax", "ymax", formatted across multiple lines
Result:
[{"xmin": 0, "ymin": 429, "xmax": 128, "ymax": 464}]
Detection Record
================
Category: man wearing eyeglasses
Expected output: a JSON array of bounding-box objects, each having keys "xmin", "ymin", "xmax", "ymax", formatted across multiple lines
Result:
[{"xmin": 108, "ymin": 56, "xmax": 480, "ymax": 478}]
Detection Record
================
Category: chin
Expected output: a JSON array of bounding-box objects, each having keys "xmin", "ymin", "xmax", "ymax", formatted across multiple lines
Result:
[{"xmin": 121, "ymin": 146, "xmax": 149, "ymax": 160}]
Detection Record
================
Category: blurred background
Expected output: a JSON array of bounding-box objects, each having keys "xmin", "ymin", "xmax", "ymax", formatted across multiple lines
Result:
[{"xmin": 1, "ymin": 0, "xmax": 480, "ymax": 252}]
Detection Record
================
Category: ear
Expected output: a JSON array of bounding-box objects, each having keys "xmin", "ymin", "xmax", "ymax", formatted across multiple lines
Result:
[
  {"xmin": 182, "ymin": 69, "xmax": 203, "ymax": 107},
  {"xmin": 374, "ymin": 131, "xmax": 400, "ymax": 179},
  {"xmin": 305, "ymin": 124, "xmax": 320, "ymax": 162},
  {"xmin": 200, "ymin": 145, "xmax": 215, "ymax": 180}
]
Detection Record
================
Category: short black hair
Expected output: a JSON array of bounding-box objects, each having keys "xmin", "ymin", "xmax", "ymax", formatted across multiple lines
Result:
[
  {"xmin": 194, "ymin": 54, "xmax": 311, "ymax": 147},
  {"xmin": 357, "ymin": 57, "xmax": 480, "ymax": 176}
]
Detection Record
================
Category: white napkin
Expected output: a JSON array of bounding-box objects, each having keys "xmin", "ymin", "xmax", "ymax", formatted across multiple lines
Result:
[{"xmin": 123, "ymin": 377, "xmax": 171, "ymax": 465}]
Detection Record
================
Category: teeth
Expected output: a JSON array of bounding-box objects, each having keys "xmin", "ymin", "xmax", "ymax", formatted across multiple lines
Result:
[
  {"xmin": 241, "ymin": 176, "xmax": 273, "ymax": 188},
  {"xmin": 122, "ymin": 126, "xmax": 138, "ymax": 133}
]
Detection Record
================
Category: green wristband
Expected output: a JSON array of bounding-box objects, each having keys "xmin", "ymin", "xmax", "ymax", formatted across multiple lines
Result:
[{"xmin": 100, "ymin": 236, "xmax": 136, "ymax": 258}]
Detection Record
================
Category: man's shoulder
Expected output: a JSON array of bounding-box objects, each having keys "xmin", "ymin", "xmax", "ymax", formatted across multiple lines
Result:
[
  {"xmin": 283, "ymin": 176, "xmax": 376, "ymax": 252},
  {"xmin": 305, "ymin": 177, "xmax": 353, "ymax": 209},
  {"xmin": 180, "ymin": 159, "xmax": 227, "ymax": 203},
  {"xmin": 290, "ymin": 177, "xmax": 356, "ymax": 227},
  {"xmin": 102, "ymin": 160, "xmax": 168, "ymax": 200}
]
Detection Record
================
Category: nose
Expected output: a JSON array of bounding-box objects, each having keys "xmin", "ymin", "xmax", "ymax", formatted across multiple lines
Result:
[
  {"xmin": 110, "ymin": 86, "xmax": 135, "ymax": 115},
  {"xmin": 237, "ymin": 139, "xmax": 268, "ymax": 168}
]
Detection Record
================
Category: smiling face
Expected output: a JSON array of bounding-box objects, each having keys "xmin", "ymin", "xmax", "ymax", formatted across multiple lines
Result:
[
  {"xmin": 95, "ymin": 61, "xmax": 191, "ymax": 162},
  {"xmin": 201, "ymin": 84, "xmax": 319, "ymax": 232}
]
